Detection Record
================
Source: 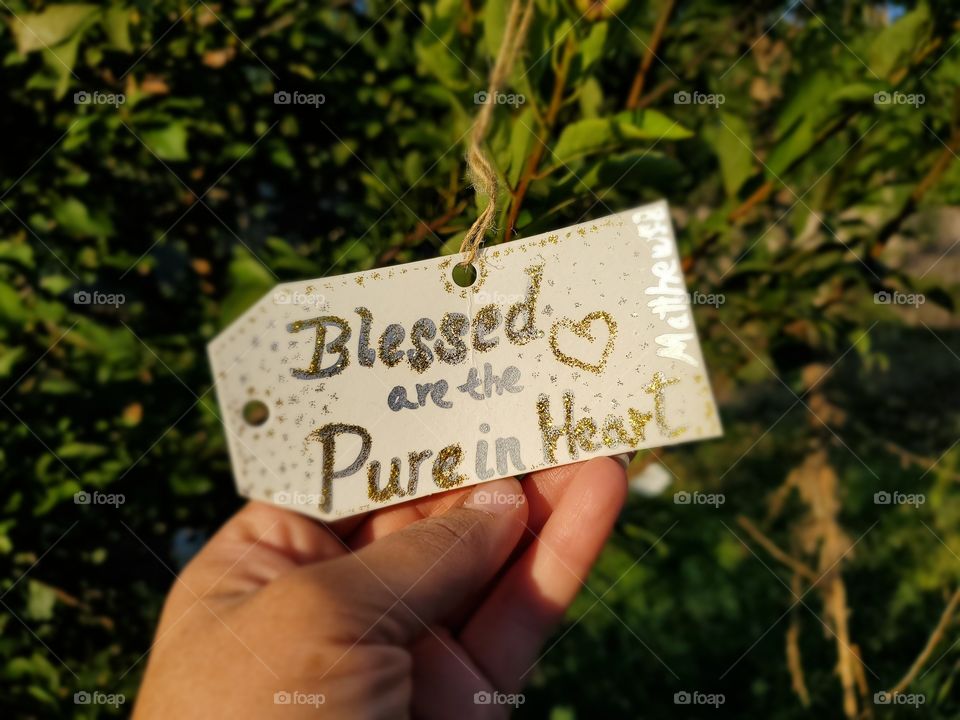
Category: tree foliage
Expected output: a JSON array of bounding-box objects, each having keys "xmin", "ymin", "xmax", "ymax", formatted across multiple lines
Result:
[{"xmin": 0, "ymin": 0, "xmax": 959, "ymax": 717}]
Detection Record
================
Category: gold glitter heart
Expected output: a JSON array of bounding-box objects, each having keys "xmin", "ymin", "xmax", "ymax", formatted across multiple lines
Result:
[{"xmin": 549, "ymin": 311, "xmax": 618, "ymax": 374}]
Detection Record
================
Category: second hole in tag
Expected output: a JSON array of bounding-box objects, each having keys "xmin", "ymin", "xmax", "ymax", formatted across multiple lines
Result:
[
  {"xmin": 452, "ymin": 262, "xmax": 477, "ymax": 288},
  {"xmin": 242, "ymin": 400, "xmax": 269, "ymax": 427}
]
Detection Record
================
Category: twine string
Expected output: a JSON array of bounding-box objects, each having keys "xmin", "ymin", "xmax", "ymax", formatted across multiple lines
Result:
[{"xmin": 457, "ymin": 0, "xmax": 536, "ymax": 268}]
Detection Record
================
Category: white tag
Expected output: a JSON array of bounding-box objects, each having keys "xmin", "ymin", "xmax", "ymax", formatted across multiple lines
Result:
[{"xmin": 208, "ymin": 201, "xmax": 722, "ymax": 519}]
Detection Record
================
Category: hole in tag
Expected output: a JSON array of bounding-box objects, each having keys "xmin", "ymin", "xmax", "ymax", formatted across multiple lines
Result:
[
  {"xmin": 242, "ymin": 400, "xmax": 269, "ymax": 427},
  {"xmin": 452, "ymin": 262, "xmax": 477, "ymax": 288}
]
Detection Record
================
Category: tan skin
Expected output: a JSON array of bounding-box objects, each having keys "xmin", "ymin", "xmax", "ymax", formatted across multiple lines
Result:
[{"xmin": 133, "ymin": 457, "xmax": 628, "ymax": 719}]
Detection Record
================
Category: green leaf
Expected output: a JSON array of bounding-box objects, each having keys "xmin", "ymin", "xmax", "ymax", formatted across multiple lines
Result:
[
  {"xmin": 504, "ymin": 108, "xmax": 537, "ymax": 186},
  {"xmin": 9, "ymin": 4, "xmax": 99, "ymax": 53},
  {"xmin": 43, "ymin": 32, "xmax": 84, "ymax": 99},
  {"xmin": 220, "ymin": 247, "xmax": 275, "ymax": 326},
  {"xmin": 867, "ymin": 3, "xmax": 932, "ymax": 79},
  {"xmin": 0, "ymin": 284, "xmax": 28, "ymax": 325},
  {"xmin": 579, "ymin": 21, "xmax": 608, "ymax": 72},
  {"xmin": 52, "ymin": 197, "xmax": 115, "ymax": 239},
  {"xmin": 0, "ymin": 241, "xmax": 35, "ymax": 269},
  {"xmin": 140, "ymin": 123, "xmax": 190, "ymax": 161},
  {"xmin": 765, "ymin": 118, "xmax": 815, "ymax": 178},
  {"xmin": 577, "ymin": 76, "xmax": 604, "ymax": 118},
  {"xmin": 482, "ymin": 0, "xmax": 509, "ymax": 61},
  {"xmin": 551, "ymin": 110, "xmax": 691, "ymax": 165},
  {"xmin": 102, "ymin": 6, "xmax": 133, "ymax": 52},
  {"xmin": 704, "ymin": 113, "xmax": 755, "ymax": 197},
  {"xmin": 25, "ymin": 581, "xmax": 57, "ymax": 622},
  {"xmin": 57, "ymin": 442, "xmax": 107, "ymax": 459},
  {"xmin": 0, "ymin": 347, "xmax": 26, "ymax": 378},
  {"xmin": 827, "ymin": 82, "xmax": 886, "ymax": 105}
]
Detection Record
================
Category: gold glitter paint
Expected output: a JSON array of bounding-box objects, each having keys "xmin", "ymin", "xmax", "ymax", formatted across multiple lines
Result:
[
  {"xmin": 601, "ymin": 416, "xmax": 634, "ymax": 447},
  {"xmin": 407, "ymin": 318, "xmax": 437, "ymax": 373},
  {"xmin": 627, "ymin": 408, "xmax": 652, "ymax": 441},
  {"xmin": 355, "ymin": 306, "xmax": 376, "ymax": 367},
  {"xmin": 433, "ymin": 444, "xmax": 466, "ymax": 488},
  {"xmin": 305, "ymin": 423, "xmax": 372, "ymax": 512},
  {"xmin": 505, "ymin": 264, "xmax": 544, "ymax": 346},
  {"xmin": 378, "ymin": 323, "xmax": 406, "ymax": 367},
  {"xmin": 537, "ymin": 391, "xmax": 576, "ymax": 463},
  {"xmin": 548, "ymin": 311, "xmax": 618, "ymax": 374},
  {"xmin": 287, "ymin": 316, "xmax": 351, "ymax": 379},
  {"xmin": 574, "ymin": 418, "xmax": 598, "ymax": 452},
  {"xmin": 472, "ymin": 304, "xmax": 502, "ymax": 352},
  {"xmin": 644, "ymin": 371, "xmax": 686, "ymax": 438},
  {"xmin": 367, "ymin": 458, "xmax": 404, "ymax": 502},
  {"xmin": 407, "ymin": 449, "xmax": 433, "ymax": 495},
  {"xmin": 435, "ymin": 312, "xmax": 469, "ymax": 364}
]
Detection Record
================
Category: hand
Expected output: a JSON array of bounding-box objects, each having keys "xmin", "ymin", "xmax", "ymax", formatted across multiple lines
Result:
[{"xmin": 133, "ymin": 457, "xmax": 628, "ymax": 719}]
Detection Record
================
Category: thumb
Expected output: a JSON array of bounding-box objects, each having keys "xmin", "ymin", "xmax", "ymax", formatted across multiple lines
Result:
[{"xmin": 322, "ymin": 477, "xmax": 528, "ymax": 644}]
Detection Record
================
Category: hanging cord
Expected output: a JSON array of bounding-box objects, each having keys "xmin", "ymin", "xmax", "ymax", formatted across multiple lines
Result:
[{"xmin": 457, "ymin": 0, "xmax": 536, "ymax": 268}]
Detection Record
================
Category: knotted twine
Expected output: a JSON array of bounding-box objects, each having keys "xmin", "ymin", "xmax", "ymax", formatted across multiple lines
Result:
[{"xmin": 457, "ymin": 0, "xmax": 536, "ymax": 268}]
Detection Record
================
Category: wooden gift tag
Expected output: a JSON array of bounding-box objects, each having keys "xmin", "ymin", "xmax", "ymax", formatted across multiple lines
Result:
[{"xmin": 208, "ymin": 201, "xmax": 722, "ymax": 519}]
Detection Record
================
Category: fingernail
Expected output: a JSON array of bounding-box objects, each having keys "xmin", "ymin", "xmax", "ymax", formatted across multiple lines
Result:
[
  {"xmin": 611, "ymin": 451, "xmax": 636, "ymax": 470},
  {"xmin": 462, "ymin": 478, "xmax": 524, "ymax": 515}
]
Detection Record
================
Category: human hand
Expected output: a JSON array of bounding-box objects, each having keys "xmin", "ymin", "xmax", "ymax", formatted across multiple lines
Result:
[{"xmin": 133, "ymin": 457, "xmax": 628, "ymax": 719}]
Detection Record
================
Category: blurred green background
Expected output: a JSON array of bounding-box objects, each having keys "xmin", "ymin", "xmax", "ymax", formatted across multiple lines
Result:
[{"xmin": 1, "ymin": 0, "xmax": 959, "ymax": 717}]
